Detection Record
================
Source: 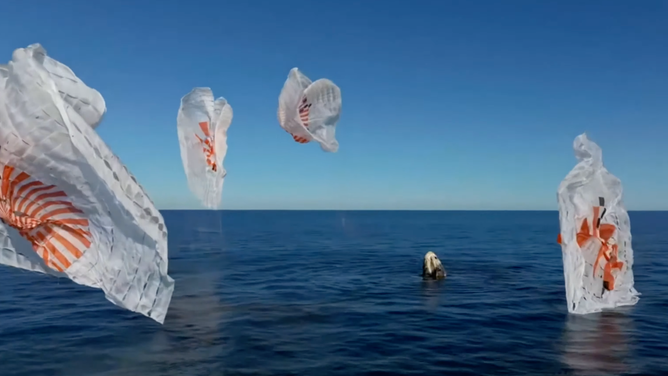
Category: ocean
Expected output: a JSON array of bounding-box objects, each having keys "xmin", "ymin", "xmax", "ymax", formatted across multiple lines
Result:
[{"xmin": 0, "ymin": 210, "xmax": 667, "ymax": 376}]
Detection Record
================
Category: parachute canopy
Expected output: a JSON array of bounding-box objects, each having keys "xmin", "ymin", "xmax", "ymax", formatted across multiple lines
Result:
[
  {"xmin": 556, "ymin": 133, "xmax": 640, "ymax": 314},
  {"xmin": 8, "ymin": 46, "xmax": 106, "ymax": 129},
  {"xmin": 0, "ymin": 44, "xmax": 174, "ymax": 324},
  {"xmin": 277, "ymin": 68, "xmax": 341, "ymax": 152},
  {"xmin": 177, "ymin": 88, "xmax": 232, "ymax": 209}
]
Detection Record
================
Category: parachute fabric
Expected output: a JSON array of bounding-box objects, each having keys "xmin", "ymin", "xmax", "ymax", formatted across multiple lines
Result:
[
  {"xmin": 177, "ymin": 88, "xmax": 232, "ymax": 209},
  {"xmin": 556, "ymin": 133, "xmax": 640, "ymax": 314},
  {"xmin": 42, "ymin": 53, "xmax": 106, "ymax": 129},
  {"xmin": 28, "ymin": 47, "xmax": 106, "ymax": 129},
  {"xmin": 277, "ymin": 68, "xmax": 341, "ymax": 152},
  {"xmin": 0, "ymin": 44, "xmax": 174, "ymax": 324}
]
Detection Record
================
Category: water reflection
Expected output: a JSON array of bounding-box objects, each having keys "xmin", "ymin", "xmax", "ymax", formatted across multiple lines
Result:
[
  {"xmin": 106, "ymin": 261, "xmax": 229, "ymax": 375},
  {"xmin": 420, "ymin": 278, "xmax": 445, "ymax": 312},
  {"xmin": 561, "ymin": 311, "xmax": 634, "ymax": 376}
]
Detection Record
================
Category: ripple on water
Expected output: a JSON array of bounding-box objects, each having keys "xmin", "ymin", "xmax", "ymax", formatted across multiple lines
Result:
[{"xmin": 0, "ymin": 210, "xmax": 666, "ymax": 375}]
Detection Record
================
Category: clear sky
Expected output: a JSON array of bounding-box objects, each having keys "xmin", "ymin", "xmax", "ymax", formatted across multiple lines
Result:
[{"xmin": 1, "ymin": 0, "xmax": 666, "ymax": 210}]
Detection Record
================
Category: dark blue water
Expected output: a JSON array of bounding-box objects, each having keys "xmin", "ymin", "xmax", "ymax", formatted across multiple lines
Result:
[{"xmin": 0, "ymin": 211, "xmax": 667, "ymax": 376}]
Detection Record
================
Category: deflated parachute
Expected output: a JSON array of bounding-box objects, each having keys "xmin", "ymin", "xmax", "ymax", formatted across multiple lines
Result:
[
  {"xmin": 277, "ymin": 68, "xmax": 341, "ymax": 152},
  {"xmin": 42, "ymin": 51, "xmax": 106, "ymax": 129},
  {"xmin": 556, "ymin": 133, "xmax": 640, "ymax": 315},
  {"xmin": 0, "ymin": 44, "xmax": 174, "ymax": 324},
  {"xmin": 177, "ymin": 88, "xmax": 232, "ymax": 209},
  {"xmin": 0, "ymin": 48, "xmax": 105, "ymax": 130}
]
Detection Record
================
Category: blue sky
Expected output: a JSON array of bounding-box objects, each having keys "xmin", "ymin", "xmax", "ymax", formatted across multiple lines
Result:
[{"xmin": 0, "ymin": 0, "xmax": 666, "ymax": 210}]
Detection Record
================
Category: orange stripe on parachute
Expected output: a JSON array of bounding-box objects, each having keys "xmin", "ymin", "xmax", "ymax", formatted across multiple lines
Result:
[
  {"xmin": 287, "ymin": 96, "xmax": 313, "ymax": 145},
  {"xmin": 299, "ymin": 96, "xmax": 311, "ymax": 128},
  {"xmin": 0, "ymin": 165, "xmax": 92, "ymax": 272},
  {"xmin": 195, "ymin": 121, "xmax": 218, "ymax": 172},
  {"xmin": 292, "ymin": 135, "xmax": 309, "ymax": 143},
  {"xmin": 199, "ymin": 121, "xmax": 211, "ymax": 138},
  {"xmin": 1, "ymin": 165, "xmax": 14, "ymax": 197},
  {"xmin": 556, "ymin": 205, "xmax": 624, "ymax": 291}
]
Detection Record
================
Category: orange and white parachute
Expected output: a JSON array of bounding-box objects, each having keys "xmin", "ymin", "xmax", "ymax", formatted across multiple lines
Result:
[
  {"xmin": 556, "ymin": 133, "xmax": 640, "ymax": 314},
  {"xmin": 0, "ymin": 44, "xmax": 174, "ymax": 324},
  {"xmin": 277, "ymin": 68, "xmax": 341, "ymax": 152},
  {"xmin": 177, "ymin": 88, "xmax": 232, "ymax": 209}
]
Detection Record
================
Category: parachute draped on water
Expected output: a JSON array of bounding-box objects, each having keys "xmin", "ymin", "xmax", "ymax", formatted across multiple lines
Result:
[
  {"xmin": 177, "ymin": 88, "xmax": 232, "ymax": 209},
  {"xmin": 556, "ymin": 133, "xmax": 640, "ymax": 315},
  {"xmin": 0, "ymin": 44, "xmax": 174, "ymax": 324},
  {"xmin": 277, "ymin": 68, "xmax": 342, "ymax": 152}
]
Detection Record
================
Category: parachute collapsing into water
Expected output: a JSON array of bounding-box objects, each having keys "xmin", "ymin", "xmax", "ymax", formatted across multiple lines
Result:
[
  {"xmin": 277, "ymin": 68, "xmax": 342, "ymax": 152},
  {"xmin": 177, "ymin": 88, "xmax": 232, "ymax": 209},
  {"xmin": 556, "ymin": 133, "xmax": 640, "ymax": 315},
  {"xmin": 0, "ymin": 44, "xmax": 174, "ymax": 324}
]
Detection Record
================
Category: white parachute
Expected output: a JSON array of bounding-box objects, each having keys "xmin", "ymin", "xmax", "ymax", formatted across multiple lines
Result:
[
  {"xmin": 43, "ymin": 53, "xmax": 106, "ymax": 129},
  {"xmin": 277, "ymin": 68, "xmax": 341, "ymax": 152},
  {"xmin": 1, "ymin": 47, "xmax": 106, "ymax": 129},
  {"xmin": 177, "ymin": 88, "xmax": 232, "ymax": 209},
  {"xmin": 557, "ymin": 133, "xmax": 640, "ymax": 315},
  {"xmin": 0, "ymin": 44, "xmax": 174, "ymax": 324}
]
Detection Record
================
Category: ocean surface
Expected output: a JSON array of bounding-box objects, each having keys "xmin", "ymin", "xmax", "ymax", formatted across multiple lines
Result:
[{"xmin": 0, "ymin": 210, "xmax": 667, "ymax": 376}]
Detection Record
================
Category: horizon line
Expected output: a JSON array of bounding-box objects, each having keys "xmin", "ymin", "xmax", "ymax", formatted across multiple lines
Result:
[{"xmin": 155, "ymin": 209, "xmax": 668, "ymax": 212}]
